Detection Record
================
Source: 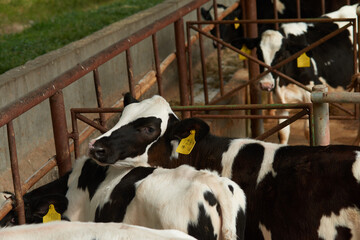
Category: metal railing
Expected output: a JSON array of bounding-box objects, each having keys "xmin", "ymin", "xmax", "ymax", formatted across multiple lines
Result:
[{"xmin": 0, "ymin": 0, "xmax": 211, "ymax": 224}]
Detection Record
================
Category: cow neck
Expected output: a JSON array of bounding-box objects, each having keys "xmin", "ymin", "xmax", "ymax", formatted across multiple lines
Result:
[{"xmin": 156, "ymin": 133, "xmax": 231, "ymax": 174}]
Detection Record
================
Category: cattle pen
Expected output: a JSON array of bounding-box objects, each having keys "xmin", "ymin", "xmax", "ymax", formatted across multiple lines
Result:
[{"xmin": 0, "ymin": 0, "xmax": 360, "ymax": 228}]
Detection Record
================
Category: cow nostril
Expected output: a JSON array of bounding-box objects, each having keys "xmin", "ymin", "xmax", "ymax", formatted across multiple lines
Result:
[{"xmin": 93, "ymin": 147, "xmax": 107, "ymax": 159}]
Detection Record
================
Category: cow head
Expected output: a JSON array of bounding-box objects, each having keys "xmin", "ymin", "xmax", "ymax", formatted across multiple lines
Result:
[
  {"xmin": 0, "ymin": 192, "xmax": 68, "ymax": 227},
  {"xmin": 232, "ymin": 26, "xmax": 315, "ymax": 93},
  {"xmin": 88, "ymin": 94, "xmax": 213, "ymax": 167},
  {"xmin": 201, "ymin": 4, "xmax": 243, "ymax": 47},
  {"xmin": 88, "ymin": 93, "xmax": 180, "ymax": 167}
]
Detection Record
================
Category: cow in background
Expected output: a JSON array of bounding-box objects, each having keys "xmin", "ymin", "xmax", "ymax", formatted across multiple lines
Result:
[
  {"xmin": 201, "ymin": 0, "xmax": 358, "ymax": 45},
  {"xmin": 231, "ymin": 3, "xmax": 358, "ymax": 143},
  {"xmin": 89, "ymin": 93, "xmax": 360, "ymax": 240}
]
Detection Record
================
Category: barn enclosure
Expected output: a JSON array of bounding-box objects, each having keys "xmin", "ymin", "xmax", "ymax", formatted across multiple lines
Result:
[{"xmin": 0, "ymin": 0, "xmax": 360, "ymax": 225}]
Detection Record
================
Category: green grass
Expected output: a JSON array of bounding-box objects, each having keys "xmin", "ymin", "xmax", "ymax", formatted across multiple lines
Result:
[{"xmin": 0, "ymin": 0, "xmax": 164, "ymax": 74}]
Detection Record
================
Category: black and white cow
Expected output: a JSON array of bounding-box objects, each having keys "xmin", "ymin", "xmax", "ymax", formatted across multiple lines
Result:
[
  {"xmin": 201, "ymin": 0, "xmax": 358, "ymax": 45},
  {"xmin": 231, "ymin": 3, "xmax": 358, "ymax": 143},
  {"xmin": 0, "ymin": 150, "xmax": 246, "ymax": 239},
  {"xmin": 0, "ymin": 221, "xmax": 196, "ymax": 240},
  {"xmin": 89, "ymin": 93, "xmax": 360, "ymax": 240}
]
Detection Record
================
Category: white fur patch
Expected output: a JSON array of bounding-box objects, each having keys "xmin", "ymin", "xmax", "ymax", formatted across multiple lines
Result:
[
  {"xmin": 324, "ymin": 4, "xmax": 358, "ymax": 43},
  {"xmin": 256, "ymin": 142, "xmax": 281, "ymax": 186},
  {"xmin": 64, "ymin": 156, "xmax": 91, "ymax": 221},
  {"xmin": 272, "ymin": 0, "xmax": 285, "ymax": 14},
  {"xmin": 170, "ymin": 140, "xmax": 179, "ymax": 160},
  {"xmin": 208, "ymin": 5, "xmax": 226, "ymax": 20},
  {"xmin": 317, "ymin": 207, "xmax": 360, "ymax": 240},
  {"xmin": 95, "ymin": 95, "xmax": 177, "ymax": 140},
  {"xmin": 0, "ymin": 221, "xmax": 196, "ymax": 240},
  {"xmin": 352, "ymin": 151, "xmax": 360, "ymax": 183},
  {"xmin": 281, "ymin": 22, "xmax": 308, "ymax": 37},
  {"xmin": 259, "ymin": 222, "xmax": 272, "ymax": 240},
  {"xmin": 221, "ymin": 139, "xmax": 260, "ymax": 178},
  {"xmin": 260, "ymin": 30, "xmax": 283, "ymax": 66},
  {"xmin": 311, "ymin": 58, "xmax": 318, "ymax": 75},
  {"xmin": 259, "ymin": 30, "xmax": 283, "ymax": 88}
]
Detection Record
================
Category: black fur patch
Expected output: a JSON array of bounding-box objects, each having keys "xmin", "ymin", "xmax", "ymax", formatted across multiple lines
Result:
[
  {"xmin": 204, "ymin": 191, "xmax": 218, "ymax": 207},
  {"xmin": 95, "ymin": 167, "xmax": 155, "ymax": 222},
  {"xmin": 335, "ymin": 226, "xmax": 352, "ymax": 240},
  {"xmin": 187, "ymin": 204, "xmax": 217, "ymax": 240},
  {"xmin": 77, "ymin": 158, "xmax": 108, "ymax": 200}
]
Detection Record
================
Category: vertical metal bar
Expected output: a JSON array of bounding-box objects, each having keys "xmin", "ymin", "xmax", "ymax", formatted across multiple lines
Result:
[
  {"xmin": 49, "ymin": 91, "xmax": 72, "ymax": 176},
  {"xmin": 321, "ymin": 0, "xmax": 325, "ymax": 15},
  {"xmin": 7, "ymin": 121, "xmax": 25, "ymax": 225},
  {"xmin": 126, "ymin": 49, "xmax": 135, "ymax": 95},
  {"xmin": 353, "ymin": 19, "xmax": 358, "ymax": 83},
  {"xmin": 152, "ymin": 34, "xmax": 163, "ymax": 96},
  {"xmin": 213, "ymin": 0, "xmax": 224, "ymax": 96},
  {"xmin": 312, "ymin": 85, "xmax": 330, "ymax": 146},
  {"xmin": 174, "ymin": 18, "xmax": 190, "ymax": 119},
  {"xmin": 187, "ymin": 22, "xmax": 194, "ymax": 106},
  {"xmin": 245, "ymin": 0, "xmax": 264, "ymax": 138},
  {"xmin": 296, "ymin": 0, "xmax": 301, "ymax": 18},
  {"xmin": 308, "ymin": 105, "xmax": 315, "ymax": 146},
  {"xmin": 273, "ymin": 0, "xmax": 279, "ymax": 30},
  {"xmin": 241, "ymin": 0, "xmax": 247, "ymax": 38},
  {"xmin": 196, "ymin": 8, "xmax": 209, "ymax": 105},
  {"xmin": 93, "ymin": 68, "xmax": 105, "ymax": 126},
  {"xmin": 71, "ymin": 110, "xmax": 80, "ymax": 159}
]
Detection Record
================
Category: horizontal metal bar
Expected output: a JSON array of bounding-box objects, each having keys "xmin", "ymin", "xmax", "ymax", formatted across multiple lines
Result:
[
  {"xmin": 312, "ymin": 92, "xmax": 360, "ymax": 103},
  {"xmin": 71, "ymin": 104, "xmax": 312, "ymax": 115},
  {"xmin": 188, "ymin": 17, "xmax": 356, "ymax": 25}
]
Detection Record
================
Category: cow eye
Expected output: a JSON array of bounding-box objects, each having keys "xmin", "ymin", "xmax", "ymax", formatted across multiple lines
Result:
[{"xmin": 145, "ymin": 126, "xmax": 155, "ymax": 133}]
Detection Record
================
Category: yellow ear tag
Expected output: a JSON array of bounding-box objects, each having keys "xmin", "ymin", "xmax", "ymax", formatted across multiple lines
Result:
[
  {"xmin": 239, "ymin": 44, "xmax": 251, "ymax": 60},
  {"xmin": 43, "ymin": 204, "xmax": 61, "ymax": 223},
  {"xmin": 297, "ymin": 52, "xmax": 310, "ymax": 68},
  {"xmin": 176, "ymin": 130, "xmax": 196, "ymax": 155},
  {"xmin": 234, "ymin": 17, "xmax": 240, "ymax": 30}
]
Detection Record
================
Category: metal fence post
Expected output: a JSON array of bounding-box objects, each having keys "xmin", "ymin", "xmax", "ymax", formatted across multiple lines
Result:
[
  {"xmin": 49, "ymin": 90, "xmax": 72, "ymax": 176},
  {"xmin": 311, "ymin": 85, "xmax": 330, "ymax": 146},
  {"xmin": 245, "ymin": 0, "xmax": 264, "ymax": 137},
  {"xmin": 174, "ymin": 17, "xmax": 190, "ymax": 119}
]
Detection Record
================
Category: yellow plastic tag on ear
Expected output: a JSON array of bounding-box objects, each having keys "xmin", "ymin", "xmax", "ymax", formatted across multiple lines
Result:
[
  {"xmin": 43, "ymin": 204, "xmax": 61, "ymax": 223},
  {"xmin": 176, "ymin": 130, "xmax": 196, "ymax": 155},
  {"xmin": 297, "ymin": 53, "xmax": 310, "ymax": 68},
  {"xmin": 234, "ymin": 17, "xmax": 240, "ymax": 29},
  {"xmin": 239, "ymin": 44, "xmax": 251, "ymax": 60}
]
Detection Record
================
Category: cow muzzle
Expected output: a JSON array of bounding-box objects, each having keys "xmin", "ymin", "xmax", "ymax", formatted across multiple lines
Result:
[
  {"xmin": 259, "ymin": 80, "xmax": 274, "ymax": 92},
  {"xmin": 88, "ymin": 140, "xmax": 110, "ymax": 163}
]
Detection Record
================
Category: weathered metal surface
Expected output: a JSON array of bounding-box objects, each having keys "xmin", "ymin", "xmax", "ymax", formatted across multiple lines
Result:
[
  {"xmin": 7, "ymin": 121, "xmax": 25, "ymax": 225},
  {"xmin": 93, "ymin": 68, "xmax": 106, "ymax": 126},
  {"xmin": 70, "ymin": 102, "xmax": 314, "ymax": 146},
  {"xmin": 312, "ymin": 92, "xmax": 360, "ymax": 103},
  {"xmin": 245, "ymin": 0, "xmax": 264, "ymax": 138},
  {"xmin": 49, "ymin": 91, "xmax": 72, "ymax": 176},
  {"xmin": 152, "ymin": 34, "xmax": 163, "ymax": 96},
  {"xmin": 175, "ymin": 18, "xmax": 191, "ymax": 119},
  {"xmin": 312, "ymin": 85, "xmax": 330, "ymax": 146}
]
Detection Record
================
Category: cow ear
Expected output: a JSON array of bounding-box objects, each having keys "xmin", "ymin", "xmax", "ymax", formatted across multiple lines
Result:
[
  {"xmin": 123, "ymin": 92, "xmax": 139, "ymax": 107},
  {"xmin": 171, "ymin": 118, "xmax": 210, "ymax": 142},
  {"xmin": 231, "ymin": 37, "xmax": 260, "ymax": 50},
  {"xmin": 201, "ymin": 7, "xmax": 212, "ymax": 20},
  {"xmin": 30, "ymin": 194, "xmax": 68, "ymax": 217}
]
